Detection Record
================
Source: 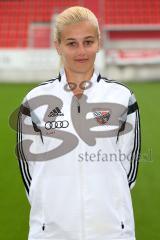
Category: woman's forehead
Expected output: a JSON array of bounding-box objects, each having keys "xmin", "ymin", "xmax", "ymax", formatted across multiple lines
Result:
[{"xmin": 61, "ymin": 21, "xmax": 97, "ymax": 40}]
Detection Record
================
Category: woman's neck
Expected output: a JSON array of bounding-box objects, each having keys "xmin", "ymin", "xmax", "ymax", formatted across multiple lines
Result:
[
  {"xmin": 64, "ymin": 67, "xmax": 94, "ymax": 85},
  {"xmin": 63, "ymin": 67, "xmax": 94, "ymax": 98}
]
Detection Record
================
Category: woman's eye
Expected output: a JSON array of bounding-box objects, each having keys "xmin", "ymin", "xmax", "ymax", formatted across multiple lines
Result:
[
  {"xmin": 67, "ymin": 42, "xmax": 77, "ymax": 47},
  {"xmin": 85, "ymin": 40, "xmax": 94, "ymax": 46}
]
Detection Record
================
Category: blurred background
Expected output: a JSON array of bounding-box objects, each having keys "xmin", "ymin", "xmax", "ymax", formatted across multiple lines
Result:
[
  {"xmin": 0, "ymin": 0, "xmax": 160, "ymax": 239},
  {"xmin": 1, "ymin": 0, "xmax": 160, "ymax": 81}
]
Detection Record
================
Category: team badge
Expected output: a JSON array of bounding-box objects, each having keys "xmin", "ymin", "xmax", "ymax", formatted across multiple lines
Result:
[{"xmin": 93, "ymin": 111, "xmax": 111, "ymax": 125}]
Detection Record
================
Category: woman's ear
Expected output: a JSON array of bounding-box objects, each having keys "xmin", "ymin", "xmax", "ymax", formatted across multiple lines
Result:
[
  {"xmin": 54, "ymin": 41, "xmax": 61, "ymax": 55},
  {"xmin": 98, "ymin": 37, "xmax": 102, "ymax": 51},
  {"xmin": 96, "ymin": 37, "xmax": 101, "ymax": 53}
]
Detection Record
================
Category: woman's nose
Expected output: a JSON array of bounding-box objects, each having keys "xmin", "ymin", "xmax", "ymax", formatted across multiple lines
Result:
[{"xmin": 77, "ymin": 44, "xmax": 86, "ymax": 55}]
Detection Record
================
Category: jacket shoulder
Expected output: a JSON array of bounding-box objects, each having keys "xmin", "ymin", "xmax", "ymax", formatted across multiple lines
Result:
[
  {"xmin": 25, "ymin": 76, "xmax": 60, "ymax": 100},
  {"xmin": 99, "ymin": 75, "xmax": 133, "ymax": 95}
]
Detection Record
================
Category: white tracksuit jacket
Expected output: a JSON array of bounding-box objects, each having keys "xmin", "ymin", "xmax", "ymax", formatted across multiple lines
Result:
[{"xmin": 17, "ymin": 69, "xmax": 141, "ymax": 240}]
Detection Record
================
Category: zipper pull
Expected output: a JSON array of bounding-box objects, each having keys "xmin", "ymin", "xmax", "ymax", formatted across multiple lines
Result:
[
  {"xmin": 78, "ymin": 105, "xmax": 80, "ymax": 113},
  {"xmin": 121, "ymin": 221, "xmax": 124, "ymax": 229},
  {"xmin": 42, "ymin": 223, "xmax": 45, "ymax": 231}
]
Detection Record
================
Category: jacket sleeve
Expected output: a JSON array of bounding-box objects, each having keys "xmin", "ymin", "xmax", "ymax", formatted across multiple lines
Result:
[
  {"xmin": 16, "ymin": 97, "xmax": 36, "ymax": 199},
  {"xmin": 117, "ymin": 92, "xmax": 141, "ymax": 189}
]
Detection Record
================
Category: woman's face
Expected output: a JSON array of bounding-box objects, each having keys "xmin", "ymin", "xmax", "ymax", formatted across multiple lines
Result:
[{"xmin": 55, "ymin": 21, "xmax": 100, "ymax": 75}]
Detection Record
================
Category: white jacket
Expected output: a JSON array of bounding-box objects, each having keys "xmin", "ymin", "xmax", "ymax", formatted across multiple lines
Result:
[{"xmin": 17, "ymin": 69, "xmax": 141, "ymax": 240}]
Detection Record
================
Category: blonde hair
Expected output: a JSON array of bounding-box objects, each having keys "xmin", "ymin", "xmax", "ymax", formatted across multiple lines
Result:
[{"xmin": 54, "ymin": 6, "xmax": 100, "ymax": 43}]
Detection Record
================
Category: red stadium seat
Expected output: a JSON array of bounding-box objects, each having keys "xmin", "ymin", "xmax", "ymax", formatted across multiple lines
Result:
[{"xmin": 0, "ymin": 0, "xmax": 160, "ymax": 48}]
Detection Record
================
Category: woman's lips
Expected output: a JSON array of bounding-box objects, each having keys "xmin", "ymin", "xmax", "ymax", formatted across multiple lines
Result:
[{"xmin": 75, "ymin": 59, "xmax": 88, "ymax": 63}]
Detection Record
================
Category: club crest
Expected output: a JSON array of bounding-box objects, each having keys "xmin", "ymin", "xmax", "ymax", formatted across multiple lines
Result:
[{"xmin": 94, "ymin": 111, "xmax": 111, "ymax": 125}]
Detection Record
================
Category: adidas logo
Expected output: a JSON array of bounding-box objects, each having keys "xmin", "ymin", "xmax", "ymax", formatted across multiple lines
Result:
[{"xmin": 48, "ymin": 107, "xmax": 64, "ymax": 117}]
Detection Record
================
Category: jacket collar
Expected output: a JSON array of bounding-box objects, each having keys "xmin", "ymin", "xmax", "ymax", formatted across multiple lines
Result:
[{"xmin": 58, "ymin": 67, "xmax": 101, "ymax": 83}]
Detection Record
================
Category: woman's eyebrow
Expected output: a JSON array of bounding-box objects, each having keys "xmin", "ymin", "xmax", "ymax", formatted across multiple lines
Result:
[
  {"xmin": 65, "ymin": 38, "xmax": 76, "ymax": 41},
  {"xmin": 84, "ymin": 36, "xmax": 95, "ymax": 39},
  {"xmin": 65, "ymin": 36, "xmax": 95, "ymax": 41}
]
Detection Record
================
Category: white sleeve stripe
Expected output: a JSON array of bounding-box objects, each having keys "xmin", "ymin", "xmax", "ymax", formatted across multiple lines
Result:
[
  {"xmin": 129, "ymin": 109, "xmax": 141, "ymax": 185},
  {"xmin": 127, "ymin": 113, "xmax": 137, "ymax": 180},
  {"xmin": 18, "ymin": 113, "xmax": 31, "ymax": 183},
  {"xmin": 128, "ymin": 109, "xmax": 141, "ymax": 186},
  {"xmin": 20, "ymin": 111, "xmax": 32, "ymax": 181},
  {"xmin": 128, "ymin": 93, "xmax": 136, "ymax": 106},
  {"xmin": 19, "ymin": 112, "xmax": 32, "ymax": 181},
  {"xmin": 129, "ymin": 111, "xmax": 138, "ymax": 179},
  {"xmin": 17, "ymin": 114, "xmax": 30, "ymax": 193},
  {"xmin": 17, "ymin": 112, "xmax": 32, "ymax": 194},
  {"xmin": 128, "ymin": 110, "xmax": 141, "ymax": 185}
]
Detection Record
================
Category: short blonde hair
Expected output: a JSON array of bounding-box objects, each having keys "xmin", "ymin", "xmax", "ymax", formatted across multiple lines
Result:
[{"xmin": 54, "ymin": 6, "xmax": 100, "ymax": 43}]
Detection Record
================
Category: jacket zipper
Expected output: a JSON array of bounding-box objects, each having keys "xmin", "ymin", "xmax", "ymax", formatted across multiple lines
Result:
[
  {"xmin": 42, "ymin": 223, "xmax": 45, "ymax": 231},
  {"xmin": 79, "ymin": 150, "xmax": 85, "ymax": 240},
  {"xmin": 77, "ymin": 101, "xmax": 85, "ymax": 239},
  {"xmin": 119, "ymin": 202, "xmax": 125, "ymax": 232},
  {"xmin": 41, "ymin": 200, "xmax": 46, "ymax": 232},
  {"xmin": 121, "ymin": 221, "xmax": 125, "ymax": 230},
  {"xmin": 77, "ymin": 103, "xmax": 80, "ymax": 113}
]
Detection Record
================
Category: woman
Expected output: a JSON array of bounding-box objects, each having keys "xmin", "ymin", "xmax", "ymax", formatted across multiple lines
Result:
[{"xmin": 17, "ymin": 6, "xmax": 141, "ymax": 240}]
